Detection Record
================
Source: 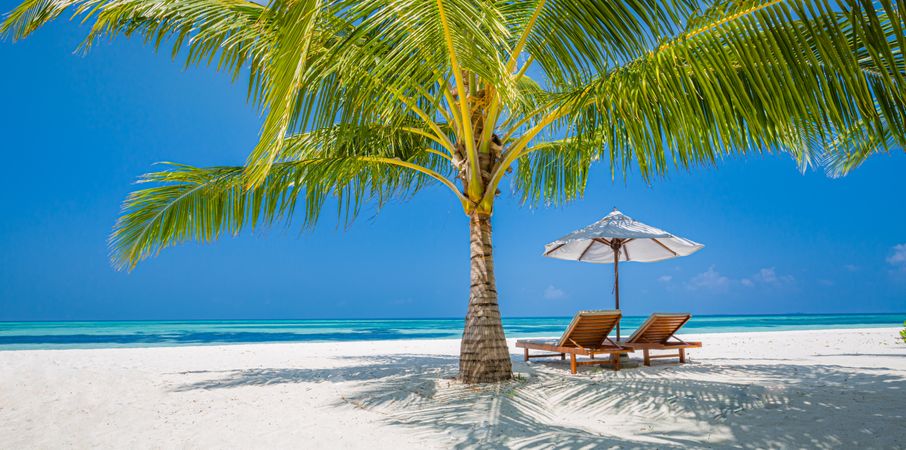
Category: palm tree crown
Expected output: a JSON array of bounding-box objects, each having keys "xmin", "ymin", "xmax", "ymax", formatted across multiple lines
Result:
[{"xmin": 3, "ymin": 0, "xmax": 904, "ymax": 382}]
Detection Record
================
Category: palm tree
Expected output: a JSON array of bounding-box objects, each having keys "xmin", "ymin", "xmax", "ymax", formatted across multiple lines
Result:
[{"xmin": 3, "ymin": 0, "xmax": 904, "ymax": 383}]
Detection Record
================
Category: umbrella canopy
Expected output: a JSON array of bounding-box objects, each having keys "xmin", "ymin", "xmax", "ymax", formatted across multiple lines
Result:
[
  {"xmin": 543, "ymin": 209, "xmax": 703, "ymax": 264},
  {"xmin": 543, "ymin": 209, "xmax": 703, "ymax": 339}
]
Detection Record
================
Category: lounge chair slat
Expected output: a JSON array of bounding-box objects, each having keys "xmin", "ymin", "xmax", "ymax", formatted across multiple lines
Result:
[
  {"xmin": 516, "ymin": 310, "xmax": 630, "ymax": 373},
  {"xmin": 620, "ymin": 313, "xmax": 700, "ymax": 366}
]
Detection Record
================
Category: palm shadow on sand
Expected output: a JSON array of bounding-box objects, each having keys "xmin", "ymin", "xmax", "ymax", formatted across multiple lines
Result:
[{"xmin": 172, "ymin": 354, "xmax": 906, "ymax": 449}]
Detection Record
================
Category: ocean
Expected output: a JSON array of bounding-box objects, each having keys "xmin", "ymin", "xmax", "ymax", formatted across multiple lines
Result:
[{"xmin": 0, "ymin": 313, "xmax": 903, "ymax": 351}]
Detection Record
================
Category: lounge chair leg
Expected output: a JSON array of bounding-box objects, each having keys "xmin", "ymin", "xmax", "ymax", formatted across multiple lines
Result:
[
  {"xmin": 560, "ymin": 353, "xmax": 565, "ymax": 360},
  {"xmin": 589, "ymin": 353, "xmax": 595, "ymax": 359},
  {"xmin": 679, "ymin": 348, "xmax": 686, "ymax": 363},
  {"xmin": 613, "ymin": 353, "xmax": 621, "ymax": 371},
  {"xmin": 570, "ymin": 353, "xmax": 577, "ymax": 374},
  {"xmin": 643, "ymin": 349, "xmax": 650, "ymax": 366},
  {"xmin": 524, "ymin": 348, "xmax": 529, "ymax": 362}
]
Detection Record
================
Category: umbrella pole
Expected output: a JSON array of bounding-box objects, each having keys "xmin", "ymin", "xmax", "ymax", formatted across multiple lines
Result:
[{"xmin": 614, "ymin": 241, "xmax": 620, "ymax": 341}]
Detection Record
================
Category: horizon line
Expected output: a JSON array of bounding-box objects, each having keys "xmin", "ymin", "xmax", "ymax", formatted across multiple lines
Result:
[{"xmin": 2, "ymin": 311, "xmax": 904, "ymax": 324}]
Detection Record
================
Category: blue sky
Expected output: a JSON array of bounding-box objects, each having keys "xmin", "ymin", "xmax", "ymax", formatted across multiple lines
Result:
[{"xmin": 1, "ymin": 18, "xmax": 904, "ymax": 321}]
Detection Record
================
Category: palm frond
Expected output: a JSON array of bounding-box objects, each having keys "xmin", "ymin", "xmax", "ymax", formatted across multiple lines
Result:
[
  {"xmin": 817, "ymin": 116, "xmax": 898, "ymax": 177},
  {"xmin": 110, "ymin": 156, "xmax": 429, "ymax": 271},
  {"xmin": 521, "ymin": 0, "xmax": 696, "ymax": 87},
  {"xmin": 1, "ymin": 0, "xmax": 273, "ymax": 88},
  {"xmin": 110, "ymin": 123, "xmax": 451, "ymax": 270},
  {"xmin": 559, "ymin": 1, "xmax": 906, "ymax": 180},
  {"xmin": 2, "ymin": 0, "xmax": 93, "ymax": 40},
  {"xmin": 241, "ymin": 0, "xmax": 325, "ymax": 185},
  {"xmin": 243, "ymin": 0, "xmax": 515, "ymax": 186},
  {"xmin": 512, "ymin": 137, "xmax": 601, "ymax": 208}
]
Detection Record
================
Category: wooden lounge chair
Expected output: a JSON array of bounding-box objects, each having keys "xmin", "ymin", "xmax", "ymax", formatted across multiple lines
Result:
[
  {"xmin": 515, "ymin": 310, "xmax": 632, "ymax": 373},
  {"xmin": 619, "ymin": 313, "xmax": 702, "ymax": 366}
]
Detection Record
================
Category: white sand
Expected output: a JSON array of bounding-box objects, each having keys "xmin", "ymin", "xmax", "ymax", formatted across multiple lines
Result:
[{"xmin": 1, "ymin": 328, "xmax": 905, "ymax": 449}]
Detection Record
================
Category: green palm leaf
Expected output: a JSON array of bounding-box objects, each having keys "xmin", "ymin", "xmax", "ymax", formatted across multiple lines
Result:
[
  {"xmin": 513, "ymin": 137, "xmax": 601, "ymax": 208},
  {"xmin": 111, "ymin": 124, "xmax": 448, "ymax": 270},
  {"xmin": 2, "ymin": 0, "xmax": 274, "ymax": 95},
  {"xmin": 548, "ymin": 2, "xmax": 905, "ymax": 182}
]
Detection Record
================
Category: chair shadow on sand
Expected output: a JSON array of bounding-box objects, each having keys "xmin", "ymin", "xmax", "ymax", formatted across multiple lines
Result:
[{"xmin": 172, "ymin": 354, "xmax": 906, "ymax": 449}]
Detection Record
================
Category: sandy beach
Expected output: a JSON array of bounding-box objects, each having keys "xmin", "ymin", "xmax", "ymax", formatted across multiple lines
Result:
[{"xmin": 1, "ymin": 328, "xmax": 904, "ymax": 449}]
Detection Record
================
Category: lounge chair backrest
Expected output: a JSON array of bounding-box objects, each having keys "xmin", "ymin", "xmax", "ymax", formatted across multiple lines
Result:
[
  {"xmin": 625, "ymin": 313, "xmax": 692, "ymax": 344},
  {"xmin": 557, "ymin": 310, "xmax": 622, "ymax": 348}
]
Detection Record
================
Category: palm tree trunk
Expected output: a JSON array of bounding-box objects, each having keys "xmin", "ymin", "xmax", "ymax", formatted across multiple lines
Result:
[{"xmin": 459, "ymin": 213, "xmax": 513, "ymax": 383}]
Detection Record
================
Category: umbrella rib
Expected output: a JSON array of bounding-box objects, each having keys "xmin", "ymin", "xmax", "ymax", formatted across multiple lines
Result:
[
  {"xmin": 651, "ymin": 238, "xmax": 678, "ymax": 256},
  {"xmin": 544, "ymin": 243, "xmax": 566, "ymax": 256},
  {"xmin": 577, "ymin": 240, "xmax": 596, "ymax": 261},
  {"xmin": 621, "ymin": 238, "xmax": 634, "ymax": 261},
  {"xmin": 593, "ymin": 238, "xmax": 612, "ymax": 246}
]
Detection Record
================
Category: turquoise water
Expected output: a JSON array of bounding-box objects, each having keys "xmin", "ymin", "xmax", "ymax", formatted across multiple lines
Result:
[{"xmin": 0, "ymin": 313, "xmax": 903, "ymax": 350}]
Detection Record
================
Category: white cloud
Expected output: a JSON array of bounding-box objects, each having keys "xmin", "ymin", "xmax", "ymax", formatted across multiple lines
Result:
[
  {"xmin": 887, "ymin": 244, "xmax": 906, "ymax": 266},
  {"xmin": 758, "ymin": 268, "xmax": 780, "ymax": 284},
  {"xmin": 543, "ymin": 285, "xmax": 567, "ymax": 300},
  {"xmin": 844, "ymin": 264, "xmax": 860, "ymax": 272},
  {"xmin": 657, "ymin": 275, "xmax": 673, "ymax": 283},
  {"xmin": 753, "ymin": 267, "xmax": 795, "ymax": 286},
  {"xmin": 817, "ymin": 279, "xmax": 835, "ymax": 287},
  {"xmin": 685, "ymin": 266, "xmax": 794, "ymax": 292},
  {"xmin": 887, "ymin": 244, "xmax": 906, "ymax": 276},
  {"xmin": 686, "ymin": 267, "xmax": 730, "ymax": 292}
]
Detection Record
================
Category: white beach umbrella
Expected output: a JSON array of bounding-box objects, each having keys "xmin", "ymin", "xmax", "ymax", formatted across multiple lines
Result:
[{"xmin": 543, "ymin": 209, "xmax": 704, "ymax": 339}]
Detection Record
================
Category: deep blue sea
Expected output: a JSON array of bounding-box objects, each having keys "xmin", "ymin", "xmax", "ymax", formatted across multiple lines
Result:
[{"xmin": 0, "ymin": 313, "xmax": 903, "ymax": 350}]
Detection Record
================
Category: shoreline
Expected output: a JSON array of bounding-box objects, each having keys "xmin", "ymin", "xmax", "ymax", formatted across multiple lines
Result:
[
  {"xmin": 2, "ymin": 327, "xmax": 905, "ymax": 448},
  {"xmin": 1, "ymin": 325, "xmax": 902, "ymax": 353},
  {"xmin": 3, "ymin": 310, "xmax": 904, "ymax": 322}
]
